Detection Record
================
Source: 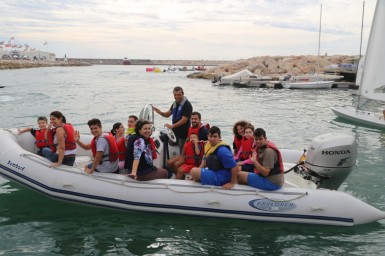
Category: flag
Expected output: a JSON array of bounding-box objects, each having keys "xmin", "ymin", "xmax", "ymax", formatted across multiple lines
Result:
[
  {"xmin": 5, "ymin": 43, "xmax": 11, "ymax": 47},
  {"xmin": 10, "ymin": 37, "xmax": 15, "ymax": 40},
  {"xmin": 298, "ymin": 149, "xmax": 307, "ymax": 164},
  {"xmin": 43, "ymin": 42, "xmax": 47, "ymax": 45}
]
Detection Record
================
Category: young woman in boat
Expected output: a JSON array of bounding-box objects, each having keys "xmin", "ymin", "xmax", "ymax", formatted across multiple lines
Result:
[
  {"xmin": 237, "ymin": 128, "xmax": 284, "ymax": 191},
  {"xmin": 75, "ymin": 118, "xmax": 119, "ymax": 174},
  {"xmin": 234, "ymin": 124, "xmax": 255, "ymax": 172},
  {"xmin": 232, "ymin": 120, "xmax": 249, "ymax": 156},
  {"xmin": 111, "ymin": 122, "xmax": 127, "ymax": 170},
  {"xmin": 41, "ymin": 111, "xmax": 77, "ymax": 167},
  {"xmin": 125, "ymin": 120, "xmax": 168, "ymax": 181}
]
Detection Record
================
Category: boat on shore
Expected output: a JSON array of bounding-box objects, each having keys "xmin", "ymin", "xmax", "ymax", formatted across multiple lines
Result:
[{"xmin": 1, "ymin": 105, "xmax": 384, "ymax": 226}]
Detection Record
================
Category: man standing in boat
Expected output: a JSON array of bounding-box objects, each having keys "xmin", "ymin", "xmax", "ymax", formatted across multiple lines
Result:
[{"xmin": 153, "ymin": 86, "xmax": 193, "ymax": 153}]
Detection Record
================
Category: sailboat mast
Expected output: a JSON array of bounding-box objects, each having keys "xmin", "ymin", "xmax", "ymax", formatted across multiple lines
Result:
[
  {"xmin": 359, "ymin": 1, "xmax": 365, "ymax": 59},
  {"xmin": 317, "ymin": 4, "xmax": 322, "ymax": 71},
  {"xmin": 357, "ymin": 1, "xmax": 366, "ymax": 111}
]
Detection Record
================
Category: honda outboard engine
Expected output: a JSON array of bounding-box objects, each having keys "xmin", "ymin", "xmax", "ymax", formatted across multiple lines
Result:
[{"xmin": 304, "ymin": 133, "xmax": 357, "ymax": 190}]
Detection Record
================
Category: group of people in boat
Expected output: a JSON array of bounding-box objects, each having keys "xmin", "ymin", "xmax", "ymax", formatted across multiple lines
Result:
[{"xmin": 18, "ymin": 86, "xmax": 284, "ymax": 191}]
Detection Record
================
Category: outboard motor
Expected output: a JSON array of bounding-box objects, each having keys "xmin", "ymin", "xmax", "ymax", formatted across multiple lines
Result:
[{"xmin": 304, "ymin": 133, "xmax": 357, "ymax": 190}]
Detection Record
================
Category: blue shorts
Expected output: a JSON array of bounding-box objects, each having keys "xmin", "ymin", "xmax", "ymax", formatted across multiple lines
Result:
[
  {"xmin": 247, "ymin": 173, "xmax": 281, "ymax": 191},
  {"xmin": 200, "ymin": 168, "xmax": 231, "ymax": 186}
]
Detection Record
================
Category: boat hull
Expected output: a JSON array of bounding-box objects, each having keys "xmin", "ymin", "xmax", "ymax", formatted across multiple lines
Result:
[
  {"xmin": 331, "ymin": 107, "xmax": 385, "ymax": 130},
  {"xmin": 0, "ymin": 128, "xmax": 384, "ymax": 226},
  {"xmin": 283, "ymin": 80, "xmax": 334, "ymax": 89}
]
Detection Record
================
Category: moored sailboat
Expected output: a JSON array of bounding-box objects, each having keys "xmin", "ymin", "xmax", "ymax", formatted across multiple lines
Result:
[{"xmin": 331, "ymin": 0, "xmax": 385, "ymax": 130}]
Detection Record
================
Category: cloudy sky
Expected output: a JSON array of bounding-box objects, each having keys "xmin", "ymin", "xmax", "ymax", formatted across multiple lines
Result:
[{"xmin": 0, "ymin": 0, "xmax": 376, "ymax": 60}]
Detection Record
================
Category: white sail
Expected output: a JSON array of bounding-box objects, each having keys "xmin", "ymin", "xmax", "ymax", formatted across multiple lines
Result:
[{"xmin": 360, "ymin": 0, "xmax": 385, "ymax": 102}]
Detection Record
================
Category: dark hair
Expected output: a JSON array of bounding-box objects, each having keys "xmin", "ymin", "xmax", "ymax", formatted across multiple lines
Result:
[
  {"xmin": 173, "ymin": 86, "xmax": 184, "ymax": 94},
  {"xmin": 209, "ymin": 126, "xmax": 221, "ymax": 137},
  {"xmin": 254, "ymin": 128, "xmax": 266, "ymax": 138},
  {"xmin": 129, "ymin": 115, "xmax": 138, "ymax": 121},
  {"xmin": 87, "ymin": 118, "xmax": 102, "ymax": 128},
  {"xmin": 135, "ymin": 119, "xmax": 151, "ymax": 134},
  {"xmin": 50, "ymin": 111, "xmax": 66, "ymax": 123},
  {"xmin": 111, "ymin": 122, "xmax": 122, "ymax": 136},
  {"xmin": 244, "ymin": 124, "xmax": 255, "ymax": 132},
  {"xmin": 191, "ymin": 111, "xmax": 201, "ymax": 120},
  {"xmin": 232, "ymin": 120, "xmax": 249, "ymax": 138},
  {"xmin": 37, "ymin": 116, "xmax": 47, "ymax": 122}
]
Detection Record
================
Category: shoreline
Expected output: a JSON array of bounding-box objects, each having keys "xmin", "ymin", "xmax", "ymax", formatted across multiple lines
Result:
[{"xmin": 0, "ymin": 60, "xmax": 91, "ymax": 70}]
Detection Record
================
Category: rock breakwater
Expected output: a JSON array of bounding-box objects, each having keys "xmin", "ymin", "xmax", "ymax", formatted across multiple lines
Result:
[{"xmin": 187, "ymin": 55, "xmax": 358, "ymax": 80}]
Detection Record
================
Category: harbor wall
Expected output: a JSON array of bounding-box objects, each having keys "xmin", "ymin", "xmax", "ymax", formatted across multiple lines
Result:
[{"xmin": 55, "ymin": 58, "xmax": 231, "ymax": 66}]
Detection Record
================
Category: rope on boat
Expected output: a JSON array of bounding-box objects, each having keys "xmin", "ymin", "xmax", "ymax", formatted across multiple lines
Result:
[
  {"xmin": 19, "ymin": 154, "xmax": 308, "ymax": 202},
  {"xmin": 89, "ymin": 175, "xmax": 308, "ymax": 201}
]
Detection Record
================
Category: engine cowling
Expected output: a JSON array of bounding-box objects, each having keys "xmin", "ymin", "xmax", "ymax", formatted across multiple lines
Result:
[{"xmin": 304, "ymin": 133, "xmax": 357, "ymax": 190}]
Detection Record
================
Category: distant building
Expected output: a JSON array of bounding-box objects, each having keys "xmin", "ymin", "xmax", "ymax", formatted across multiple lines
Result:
[{"xmin": 1, "ymin": 50, "xmax": 56, "ymax": 61}]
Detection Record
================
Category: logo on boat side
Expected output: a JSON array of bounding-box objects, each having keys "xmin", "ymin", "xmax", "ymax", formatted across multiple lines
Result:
[
  {"xmin": 322, "ymin": 150, "xmax": 350, "ymax": 155},
  {"xmin": 249, "ymin": 199, "xmax": 296, "ymax": 212},
  {"xmin": 7, "ymin": 160, "xmax": 25, "ymax": 171}
]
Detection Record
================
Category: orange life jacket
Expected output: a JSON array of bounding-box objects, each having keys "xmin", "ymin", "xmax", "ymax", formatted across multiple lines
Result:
[
  {"xmin": 116, "ymin": 137, "xmax": 126, "ymax": 161},
  {"xmin": 47, "ymin": 123, "xmax": 76, "ymax": 152},
  {"xmin": 62, "ymin": 123, "xmax": 76, "ymax": 150},
  {"xmin": 90, "ymin": 134, "xmax": 119, "ymax": 163},
  {"xmin": 240, "ymin": 136, "xmax": 254, "ymax": 160},
  {"xmin": 183, "ymin": 140, "xmax": 204, "ymax": 166},
  {"xmin": 35, "ymin": 129, "xmax": 48, "ymax": 149}
]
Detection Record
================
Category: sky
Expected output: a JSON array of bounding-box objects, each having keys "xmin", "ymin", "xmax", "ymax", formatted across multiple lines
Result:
[{"xmin": 0, "ymin": 0, "xmax": 377, "ymax": 60}]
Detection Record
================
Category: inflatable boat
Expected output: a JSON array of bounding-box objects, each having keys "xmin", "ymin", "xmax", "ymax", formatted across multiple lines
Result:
[{"xmin": 0, "ymin": 106, "xmax": 384, "ymax": 226}]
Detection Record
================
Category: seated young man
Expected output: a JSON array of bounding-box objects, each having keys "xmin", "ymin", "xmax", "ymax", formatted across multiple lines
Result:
[
  {"xmin": 75, "ymin": 118, "xmax": 119, "ymax": 174},
  {"xmin": 190, "ymin": 126, "xmax": 237, "ymax": 190}
]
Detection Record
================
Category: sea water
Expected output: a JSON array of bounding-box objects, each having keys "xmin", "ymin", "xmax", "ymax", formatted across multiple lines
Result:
[{"xmin": 0, "ymin": 65, "xmax": 385, "ymax": 255}]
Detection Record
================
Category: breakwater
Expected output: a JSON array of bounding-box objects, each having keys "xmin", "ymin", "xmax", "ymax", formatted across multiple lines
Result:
[
  {"xmin": 0, "ymin": 59, "xmax": 90, "ymax": 70},
  {"xmin": 56, "ymin": 58, "xmax": 231, "ymax": 66}
]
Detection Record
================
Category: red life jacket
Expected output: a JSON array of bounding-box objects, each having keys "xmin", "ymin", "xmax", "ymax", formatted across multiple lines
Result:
[
  {"xmin": 233, "ymin": 135, "xmax": 242, "ymax": 152},
  {"xmin": 240, "ymin": 136, "xmax": 254, "ymax": 160},
  {"xmin": 47, "ymin": 124, "xmax": 76, "ymax": 152},
  {"xmin": 183, "ymin": 140, "xmax": 204, "ymax": 166},
  {"xmin": 188, "ymin": 124, "xmax": 202, "ymax": 138},
  {"xmin": 47, "ymin": 128, "xmax": 56, "ymax": 152},
  {"xmin": 147, "ymin": 138, "xmax": 157, "ymax": 159},
  {"xmin": 35, "ymin": 129, "xmax": 48, "ymax": 149},
  {"xmin": 255, "ymin": 141, "xmax": 284, "ymax": 174},
  {"xmin": 90, "ymin": 134, "xmax": 119, "ymax": 163},
  {"xmin": 116, "ymin": 137, "xmax": 126, "ymax": 161}
]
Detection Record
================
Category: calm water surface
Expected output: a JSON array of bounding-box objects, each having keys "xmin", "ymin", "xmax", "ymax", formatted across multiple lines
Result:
[{"xmin": 1, "ymin": 65, "xmax": 385, "ymax": 255}]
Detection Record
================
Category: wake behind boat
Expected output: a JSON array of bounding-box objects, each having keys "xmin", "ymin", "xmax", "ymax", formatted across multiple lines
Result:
[{"xmin": 0, "ymin": 105, "xmax": 384, "ymax": 226}]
